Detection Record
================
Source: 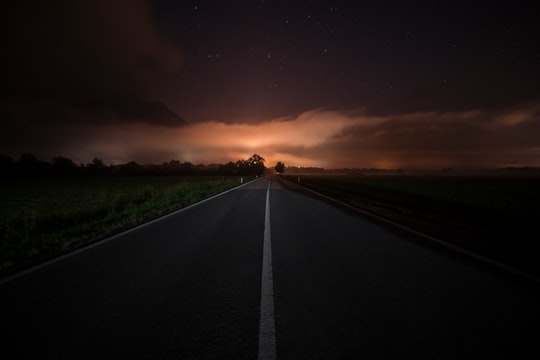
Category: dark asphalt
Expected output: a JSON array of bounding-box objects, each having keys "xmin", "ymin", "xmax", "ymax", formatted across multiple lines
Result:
[{"xmin": 1, "ymin": 175, "xmax": 538, "ymax": 359}]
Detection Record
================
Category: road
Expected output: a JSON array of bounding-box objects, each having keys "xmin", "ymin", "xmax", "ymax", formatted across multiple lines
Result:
[{"xmin": 1, "ymin": 175, "xmax": 538, "ymax": 359}]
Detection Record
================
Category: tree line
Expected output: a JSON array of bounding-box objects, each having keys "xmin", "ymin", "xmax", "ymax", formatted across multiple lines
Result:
[{"xmin": 0, "ymin": 153, "xmax": 267, "ymax": 177}]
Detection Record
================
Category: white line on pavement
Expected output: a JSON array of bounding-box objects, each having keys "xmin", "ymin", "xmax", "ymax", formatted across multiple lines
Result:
[{"xmin": 258, "ymin": 179, "xmax": 277, "ymax": 360}]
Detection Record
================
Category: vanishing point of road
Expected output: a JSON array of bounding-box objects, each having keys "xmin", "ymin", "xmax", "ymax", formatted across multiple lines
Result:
[{"xmin": 1, "ymin": 175, "xmax": 538, "ymax": 359}]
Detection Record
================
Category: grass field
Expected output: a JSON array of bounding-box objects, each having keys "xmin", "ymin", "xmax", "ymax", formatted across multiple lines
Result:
[
  {"xmin": 283, "ymin": 174, "xmax": 540, "ymax": 275},
  {"xmin": 286, "ymin": 174, "xmax": 540, "ymax": 215},
  {"xmin": 0, "ymin": 176, "xmax": 251, "ymax": 277}
]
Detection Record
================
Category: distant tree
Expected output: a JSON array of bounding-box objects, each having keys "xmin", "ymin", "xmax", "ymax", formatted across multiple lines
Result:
[
  {"xmin": 181, "ymin": 161, "xmax": 195, "ymax": 175},
  {"xmin": 86, "ymin": 158, "xmax": 108, "ymax": 176},
  {"xmin": 16, "ymin": 153, "xmax": 51, "ymax": 177},
  {"xmin": 91, "ymin": 157, "xmax": 106, "ymax": 168},
  {"xmin": 236, "ymin": 159, "xmax": 248, "ymax": 174},
  {"xmin": 143, "ymin": 163, "xmax": 162, "ymax": 176},
  {"xmin": 0, "ymin": 154, "xmax": 15, "ymax": 176},
  {"xmin": 119, "ymin": 161, "xmax": 143, "ymax": 176},
  {"xmin": 218, "ymin": 161, "xmax": 237, "ymax": 175},
  {"xmin": 52, "ymin": 156, "xmax": 79, "ymax": 176},
  {"xmin": 247, "ymin": 154, "xmax": 266, "ymax": 175},
  {"xmin": 162, "ymin": 160, "xmax": 178, "ymax": 175},
  {"xmin": 274, "ymin": 161, "xmax": 285, "ymax": 174}
]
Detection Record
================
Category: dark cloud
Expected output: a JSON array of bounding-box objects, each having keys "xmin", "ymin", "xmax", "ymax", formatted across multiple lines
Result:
[
  {"xmin": 1, "ymin": 0, "xmax": 185, "ymax": 155},
  {"xmin": 0, "ymin": 96, "xmax": 185, "ymax": 160},
  {"xmin": 2, "ymin": 0, "xmax": 183, "ymax": 102},
  {"xmin": 308, "ymin": 104, "xmax": 540, "ymax": 168}
]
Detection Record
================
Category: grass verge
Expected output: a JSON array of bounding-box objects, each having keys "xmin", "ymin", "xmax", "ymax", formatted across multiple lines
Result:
[{"xmin": 0, "ymin": 176, "xmax": 252, "ymax": 278}]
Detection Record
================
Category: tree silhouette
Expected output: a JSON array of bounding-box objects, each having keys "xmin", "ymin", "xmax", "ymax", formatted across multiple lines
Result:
[
  {"xmin": 274, "ymin": 161, "xmax": 285, "ymax": 174},
  {"xmin": 247, "ymin": 154, "xmax": 266, "ymax": 175},
  {"xmin": 5, "ymin": 152, "xmax": 273, "ymax": 177},
  {"xmin": 119, "ymin": 161, "xmax": 143, "ymax": 176},
  {"xmin": 86, "ymin": 158, "xmax": 108, "ymax": 176},
  {"xmin": 0, "ymin": 154, "xmax": 15, "ymax": 176},
  {"xmin": 16, "ymin": 153, "xmax": 51, "ymax": 176},
  {"xmin": 52, "ymin": 156, "xmax": 79, "ymax": 176},
  {"xmin": 218, "ymin": 161, "xmax": 237, "ymax": 175}
]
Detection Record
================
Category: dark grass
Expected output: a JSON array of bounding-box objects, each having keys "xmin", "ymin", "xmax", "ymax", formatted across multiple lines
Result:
[
  {"xmin": 284, "ymin": 174, "xmax": 540, "ymax": 276},
  {"xmin": 0, "ymin": 176, "xmax": 252, "ymax": 277}
]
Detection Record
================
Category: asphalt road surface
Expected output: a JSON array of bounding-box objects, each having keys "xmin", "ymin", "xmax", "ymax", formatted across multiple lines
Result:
[{"xmin": 1, "ymin": 175, "xmax": 538, "ymax": 359}]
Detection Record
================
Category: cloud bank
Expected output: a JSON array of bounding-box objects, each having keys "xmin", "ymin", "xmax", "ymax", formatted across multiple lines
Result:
[{"xmin": 7, "ymin": 103, "xmax": 538, "ymax": 169}]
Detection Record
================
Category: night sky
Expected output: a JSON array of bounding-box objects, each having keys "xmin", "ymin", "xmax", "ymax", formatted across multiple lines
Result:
[{"xmin": 2, "ymin": 0, "xmax": 540, "ymax": 168}]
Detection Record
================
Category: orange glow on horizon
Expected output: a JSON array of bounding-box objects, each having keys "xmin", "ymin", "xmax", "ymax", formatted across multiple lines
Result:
[{"xmin": 67, "ymin": 104, "xmax": 540, "ymax": 169}]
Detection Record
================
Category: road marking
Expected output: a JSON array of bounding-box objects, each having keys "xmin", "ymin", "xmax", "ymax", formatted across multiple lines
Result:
[
  {"xmin": 0, "ymin": 177, "xmax": 261, "ymax": 285},
  {"xmin": 258, "ymin": 179, "xmax": 277, "ymax": 360}
]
